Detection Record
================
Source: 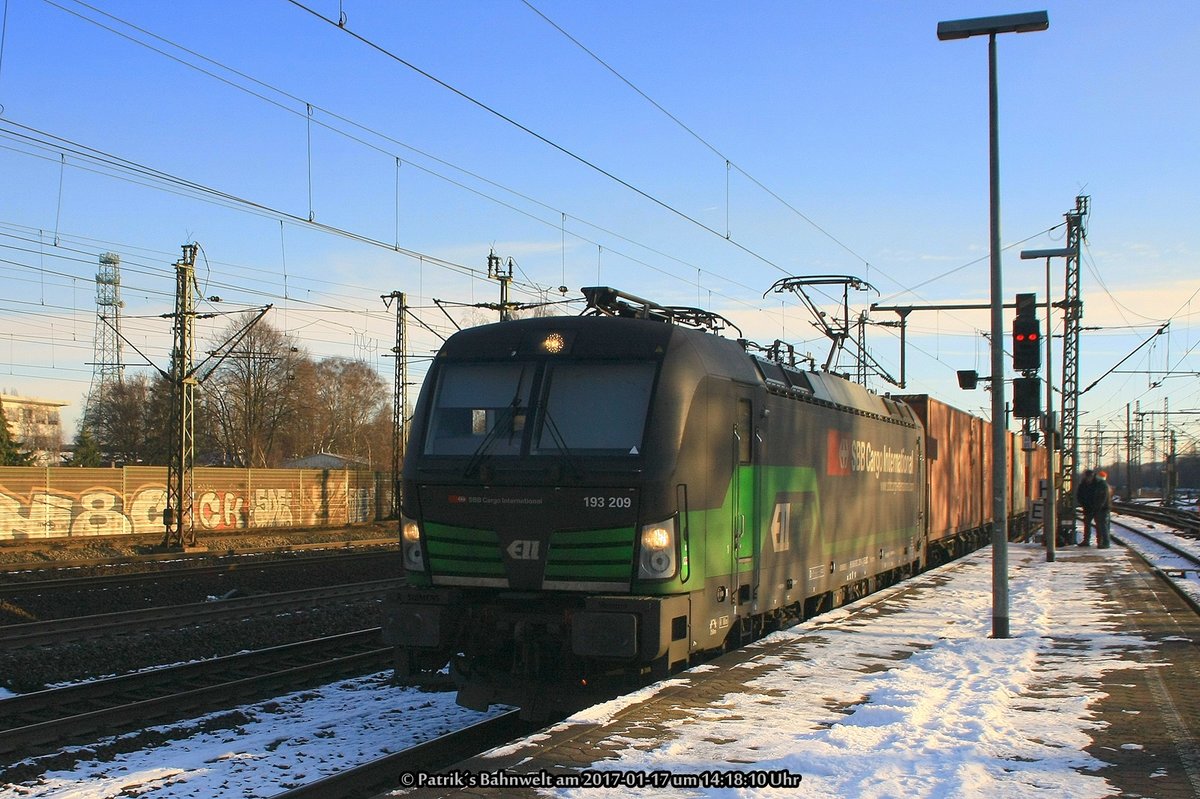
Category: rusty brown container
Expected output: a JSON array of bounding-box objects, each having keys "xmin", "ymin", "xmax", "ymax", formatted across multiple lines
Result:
[{"xmin": 896, "ymin": 395, "xmax": 990, "ymax": 546}]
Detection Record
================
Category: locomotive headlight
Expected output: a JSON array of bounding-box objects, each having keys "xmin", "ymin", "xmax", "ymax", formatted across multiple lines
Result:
[
  {"xmin": 402, "ymin": 519, "xmax": 421, "ymax": 543},
  {"xmin": 541, "ymin": 332, "xmax": 566, "ymax": 354},
  {"xmin": 642, "ymin": 526, "xmax": 671, "ymax": 550},
  {"xmin": 400, "ymin": 514, "xmax": 425, "ymax": 571},
  {"xmin": 638, "ymin": 517, "xmax": 677, "ymax": 580}
]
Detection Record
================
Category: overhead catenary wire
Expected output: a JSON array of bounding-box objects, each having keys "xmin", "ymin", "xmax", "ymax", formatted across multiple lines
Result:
[
  {"xmin": 2, "ymin": 124, "xmax": 781, "ymax": 329},
  {"xmin": 284, "ymin": 0, "xmax": 795, "ymax": 279},
  {"xmin": 0, "ymin": 226, "xmax": 457, "ymax": 379},
  {"xmin": 33, "ymin": 0, "xmax": 981, "ymax": 348},
  {"xmin": 520, "ymin": 0, "xmax": 875, "ymax": 275},
  {"xmin": 36, "ymin": 0, "xmax": 795, "ymax": 318},
  {"xmin": 0, "ymin": 225, "xmax": 463, "ymax": 348},
  {"xmin": 0, "ymin": 119, "xmax": 489, "ymax": 281},
  {"xmin": 2, "ymin": 0, "xmax": 768, "ymax": 321},
  {"xmin": 30, "ymin": 0, "xmax": 844, "ymax": 333},
  {"xmin": 4, "ymin": 4, "xmax": 1190, "ymax": 429}
]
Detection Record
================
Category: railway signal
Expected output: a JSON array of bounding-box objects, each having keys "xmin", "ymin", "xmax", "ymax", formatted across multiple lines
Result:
[
  {"xmin": 1013, "ymin": 376, "xmax": 1040, "ymax": 418},
  {"xmin": 1012, "ymin": 293, "xmax": 1041, "ymax": 372},
  {"xmin": 1012, "ymin": 318, "xmax": 1041, "ymax": 370}
]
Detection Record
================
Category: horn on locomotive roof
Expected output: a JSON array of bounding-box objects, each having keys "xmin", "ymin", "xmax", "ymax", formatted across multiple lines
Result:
[
  {"xmin": 580, "ymin": 286, "xmax": 742, "ymax": 337},
  {"xmin": 739, "ymin": 338, "xmax": 817, "ymax": 370}
]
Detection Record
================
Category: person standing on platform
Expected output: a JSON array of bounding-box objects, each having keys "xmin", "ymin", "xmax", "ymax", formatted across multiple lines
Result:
[
  {"xmin": 1093, "ymin": 470, "xmax": 1114, "ymax": 549},
  {"xmin": 1076, "ymin": 469, "xmax": 1098, "ymax": 546}
]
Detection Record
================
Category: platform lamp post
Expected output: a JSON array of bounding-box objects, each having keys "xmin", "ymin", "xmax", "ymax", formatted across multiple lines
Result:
[
  {"xmin": 1021, "ymin": 246, "xmax": 1074, "ymax": 563},
  {"xmin": 938, "ymin": 11, "xmax": 1049, "ymax": 639}
]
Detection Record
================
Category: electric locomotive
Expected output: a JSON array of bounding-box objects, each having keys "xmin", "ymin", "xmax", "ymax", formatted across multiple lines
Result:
[{"xmin": 385, "ymin": 287, "xmax": 928, "ymax": 714}]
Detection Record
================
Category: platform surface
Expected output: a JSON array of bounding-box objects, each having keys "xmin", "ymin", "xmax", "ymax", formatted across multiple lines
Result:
[{"xmin": 390, "ymin": 542, "xmax": 1200, "ymax": 798}]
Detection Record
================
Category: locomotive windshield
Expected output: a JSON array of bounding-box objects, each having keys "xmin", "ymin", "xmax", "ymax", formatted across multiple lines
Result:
[
  {"xmin": 423, "ymin": 362, "xmax": 534, "ymax": 456},
  {"xmin": 422, "ymin": 359, "xmax": 656, "ymax": 457},
  {"xmin": 533, "ymin": 361, "xmax": 655, "ymax": 455}
]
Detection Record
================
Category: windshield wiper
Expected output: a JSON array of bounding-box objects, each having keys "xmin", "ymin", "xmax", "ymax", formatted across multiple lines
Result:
[
  {"xmin": 540, "ymin": 408, "xmax": 585, "ymax": 480},
  {"xmin": 463, "ymin": 367, "xmax": 528, "ymax": 479},
  {"xmin": 463, "ymin": 401, "xmax": 517, "ymax": 479}
]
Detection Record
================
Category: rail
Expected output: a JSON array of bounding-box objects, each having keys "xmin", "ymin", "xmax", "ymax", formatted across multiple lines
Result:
[
  {"xmin": 1111, "ymin": 519, "xmax": 1200, "ymax": 616},
  {"xmin": 1113, "ymin": 502, "xmax": 1200, "ymax": 537},
  {"xmin": 0, "ymin": 579, "xmax": 400, "ymax": 650},
  {"xmin": 0, "ymin": 547, "xmax": 398, "ymax": 596},
  {"xmin": 0, "ymin": 629, "xmax": 392, "ymax": 766}
]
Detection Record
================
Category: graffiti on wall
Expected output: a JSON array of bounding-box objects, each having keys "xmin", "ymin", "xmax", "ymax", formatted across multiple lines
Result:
[{"xmin": 0, "ymin": 479, "xmax": 378, "ymax": 540}]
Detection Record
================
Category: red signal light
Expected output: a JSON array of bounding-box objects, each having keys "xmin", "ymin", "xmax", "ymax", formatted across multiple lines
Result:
[{"xmin": 1012, "ymin": 317, "xmax": 1041, "ymax": 370}]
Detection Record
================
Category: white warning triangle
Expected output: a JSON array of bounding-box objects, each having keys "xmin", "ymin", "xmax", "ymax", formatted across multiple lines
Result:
[{"xmin": 629, "ymin": 446, "xmax": 639, "ymax": 455}]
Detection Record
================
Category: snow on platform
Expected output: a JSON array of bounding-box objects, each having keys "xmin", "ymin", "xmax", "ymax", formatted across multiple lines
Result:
[{"xmin": 405, "ymin": 542, "xmax": 1200, "ymax": 799}]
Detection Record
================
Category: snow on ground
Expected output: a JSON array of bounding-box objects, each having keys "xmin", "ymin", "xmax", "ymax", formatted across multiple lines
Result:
[
  {"xmin": 531, "ymin": 542, "xmax": 1157, "ymax": 799},
  {"xmin": 1, "ymin": 524, "xmax": 1182, "ymax": 798},
  {"xmin": 1, "ymin": 676, "xmax": 507, "ymax": 799}
]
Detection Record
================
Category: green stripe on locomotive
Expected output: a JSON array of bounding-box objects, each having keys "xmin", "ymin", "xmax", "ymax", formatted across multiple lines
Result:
[
  {"xmin": 417, "ymin": 521, "xmax": 638, "ymax": 584},
  {"xmin": 545, "ymin": 526, "xmax": 635, "ymax": 581},
  {"xmin": 633, "ymin": 462, "xmax": 920, "ymax": 596},
  {"xmin": 423, "ymin": 522, "xmax": 505, "ymax": 577}
]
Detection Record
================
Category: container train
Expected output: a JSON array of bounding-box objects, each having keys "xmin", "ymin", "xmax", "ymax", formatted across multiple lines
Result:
[{"xmin": 383, "ymin": 287, "xmax": 1044, "ymax": 716}]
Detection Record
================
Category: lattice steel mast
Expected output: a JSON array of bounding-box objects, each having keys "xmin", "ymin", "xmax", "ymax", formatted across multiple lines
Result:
[
  {"xmin": 1059, "ymin": 195, "xmax": 1088, "ymax": 529},
  {"xmin": 163, "ymin": 245, "xmax": 199, "ymax": 548},
  {"xmin": 160, "ymin": 245, "xmax": 271, "ymax": 548},
  {"xmin": 383, "ymin": 290, "xmax": 409, "ymax": 518}
]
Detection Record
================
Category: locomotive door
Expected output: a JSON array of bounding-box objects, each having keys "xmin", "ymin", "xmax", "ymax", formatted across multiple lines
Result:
[{"xmin": 731, "ymin": 396, "xmax": 756, "ymax": 609}]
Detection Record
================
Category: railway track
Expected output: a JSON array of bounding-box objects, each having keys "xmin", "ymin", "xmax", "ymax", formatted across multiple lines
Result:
[
  {"xmin": 1113, "ymin": 501, "xmax": 1200, "ymax": 536},
  {"xmin": 0, "ymin": 579, "xmax": 400, "ymax": 650},
  {"xmin": 0, "ymin": 629, "xmax": 394, "ymax": 772},
  {"xmin": 0, "ymin": 546, "xmax": 399, "ymax": 599},
  {"xmin": 1112, "ymin": 517, "xmax": 1200, "ymax": 613},
  {"xmin": 270, "ymin": 711, "xmax": 545, "ymax": 799},
  {"xmin": 0, "ymin": 526, "xmax": 396, "ymax": 571},
  {"xmin": 0, "ymin": 537, "xmax": 398, "ymax": 576}
]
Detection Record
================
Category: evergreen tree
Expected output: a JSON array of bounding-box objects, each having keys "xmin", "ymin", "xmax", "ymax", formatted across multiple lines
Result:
[
  {"xmin": 67, "ymin": 427, "xmax": 104, "ymax": 467},
  {"xmin": 0, "ymin": 402, "xmax": 32, "ymax": 466}
]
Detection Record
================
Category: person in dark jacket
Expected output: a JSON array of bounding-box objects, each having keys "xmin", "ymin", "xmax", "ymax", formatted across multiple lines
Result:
[
  {"xmin": 1076, "ymin": 470, "xmax": 1098, "ymax": 546},
  {"xmin": 1092, "ymin": 471, "xmax": 1114, "ymax": 548}
]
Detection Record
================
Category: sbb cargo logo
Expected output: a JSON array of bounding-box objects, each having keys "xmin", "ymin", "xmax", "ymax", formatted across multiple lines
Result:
[
  {"xmin": 827, "ymin": 430, "xmax": 851, "ymax": 476},
  {"xmin": 827, "ymin": 430, "xmax": 915, "ymax": 478}
]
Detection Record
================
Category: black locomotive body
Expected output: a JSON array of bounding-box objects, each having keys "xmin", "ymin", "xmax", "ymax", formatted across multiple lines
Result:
[{"xmin": 383, "ymin": 301, "xmax": 969, "ymax": 714}]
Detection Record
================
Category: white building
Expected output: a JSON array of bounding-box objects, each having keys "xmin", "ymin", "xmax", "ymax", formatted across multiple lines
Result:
[{"xmin": 1, "ymin": 393, "xmax": 68, "ymax": 465}]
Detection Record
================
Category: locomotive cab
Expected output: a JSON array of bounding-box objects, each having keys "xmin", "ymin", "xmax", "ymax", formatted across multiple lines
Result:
[{"xmin": 387, "ymin": 311, "xmax": 703, "ymax": 712}]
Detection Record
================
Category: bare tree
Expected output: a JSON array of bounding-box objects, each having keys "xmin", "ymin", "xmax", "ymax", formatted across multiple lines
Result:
[
  {"xmin": 310, "ymin": 357, "xmax": 389, "ymax": 463},
  {"xmin": 204, "ymin": 314, "xmax": 307, "ymax": 467},
  {"xmin": 361, "ymin": 404, "xmax": 394, "ymax": 469},
  {"xmin": 275, "ymin": 357, "xmax": 320, "ymax": 462},
  {"xmin": 74, "ymin": 372, "xmax": 172, "ymax": 465}
]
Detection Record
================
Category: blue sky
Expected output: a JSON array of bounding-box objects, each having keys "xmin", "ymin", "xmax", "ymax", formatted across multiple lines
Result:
[{"xmin": 0, "ymin": 1, "xmax": 1196, "ymax": 467}]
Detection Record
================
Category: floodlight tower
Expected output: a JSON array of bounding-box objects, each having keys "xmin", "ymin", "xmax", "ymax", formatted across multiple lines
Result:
[{"xmin": 85, "ymin": 252, "xmax": 126, "ymax": 428}]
